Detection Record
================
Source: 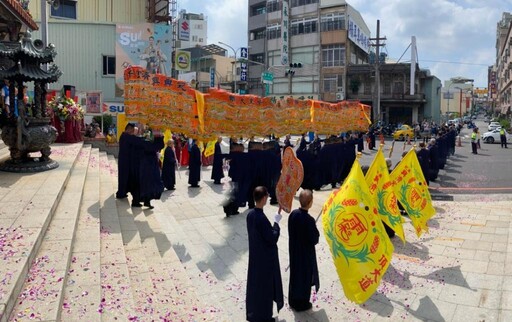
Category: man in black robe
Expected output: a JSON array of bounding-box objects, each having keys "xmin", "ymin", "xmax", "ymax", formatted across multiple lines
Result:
[
  {"xmin": 116, "ymin": 123, "xmax": 135, "ymax": 199},
  {"xmin": 288, "ymin": 189, "xmax": 319, "ymax": 312},
  {"xmin": 188, "ymin": 140, "xmax": 201, "ymax": 187},
  {"xmin": 427, "ymin": 138, "xmax": 439, "ymax": 182},
  {"xmin": 211, "ymin": 136, "xmax": 225, "ymax": 184},
  {"xmin": 116, "ymin": 124, "xmax": 144, "ymax": 207},
  {"xmin": 416, "ymin": 142, "xmax": 430, "ymax": 185},
  {"xmin": 161, "ymin": 139, "xmax": 177, "ymax": 190},
  {"xmin": 246, "ymin": 186, "xmax": 283, "ymax": 322},
  {"xmin": 139, "ymin": 133, "xmax": 165, "ymax": 208}
]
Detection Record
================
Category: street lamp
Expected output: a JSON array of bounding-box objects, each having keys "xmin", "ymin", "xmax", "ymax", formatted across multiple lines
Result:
[
  {"xmin": 218, "ymin": 41, "xmax": 245, "ymax": 94},
  {"xmin": 454, "ymin": 86, "xmax": 464, "ymax": 119}
]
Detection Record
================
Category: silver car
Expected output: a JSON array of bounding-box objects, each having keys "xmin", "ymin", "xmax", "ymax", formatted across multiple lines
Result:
[{"xmin": 482, "ymin": 128, "xmax": 512, "ymax": 143}]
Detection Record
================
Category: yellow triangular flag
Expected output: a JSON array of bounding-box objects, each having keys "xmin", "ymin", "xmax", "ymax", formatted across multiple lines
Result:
[
  {"xmin": 390, "ymin": 148, "xmax": 436, "ymax": 237},
  {"xmin": 322, "ymin": 159, "xmax": 393, "ymax": 304},
  {"xmin": 365, "ymin": 148, "xmax": 405, "ymax": 243},
  {"xmin": 160, "ymin": 129, "xmax": 172, "ymax": 162},
  {"xmin": 204, "ymin": 139, "xmax": 217, "ymax": 158}
]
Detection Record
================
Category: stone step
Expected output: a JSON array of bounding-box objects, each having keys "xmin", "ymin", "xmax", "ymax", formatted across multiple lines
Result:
[
  {"xmin": 152, "ymin": 192, "xmax": 245, "ymax": 320},
  {"xmin": 8, "ymin": 145, "xmax": 92, "ymax": 321},
  {"xmin": 106, "ymin": 155, "xmax": 214, "ymax": 320},
  {"xmin": 97, "ymin": 152, "xmax": 137, "ymax": 321},
  {"xmin": 0, "ymin": 143, "xmax": 83, "ymax": 322},
  {"xmin": 60, "ymin": 147, "xmax": 101, "ymax": 322}
]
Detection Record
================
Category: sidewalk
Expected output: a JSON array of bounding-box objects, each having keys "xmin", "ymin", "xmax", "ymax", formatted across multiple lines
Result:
[{"xmin": 148, "ymin": 163, "xmax": 512, "ymax": 322}]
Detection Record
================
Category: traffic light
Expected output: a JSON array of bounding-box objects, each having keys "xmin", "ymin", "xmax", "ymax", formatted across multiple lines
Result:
[{"xmin": 286, "ymin": 62, "xmax": 302, "ymax": 76}]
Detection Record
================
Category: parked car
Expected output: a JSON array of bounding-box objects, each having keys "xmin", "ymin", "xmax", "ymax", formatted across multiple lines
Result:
[
  {"xmin": 482, "ymin": 128, "xmax": 512, "ymax": 143},
  {"xmin": 392, "ymin": 124, "xmax": 414, "ymax": 141},
  {"xmin": 488, "ymin": 122, "xmax": 501, "ymax": 131}
]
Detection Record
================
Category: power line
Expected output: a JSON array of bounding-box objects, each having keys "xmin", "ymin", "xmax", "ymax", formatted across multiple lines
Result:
[{"xmin": 416, "ymin": 59, "xmax": 489, "ymax": 67}]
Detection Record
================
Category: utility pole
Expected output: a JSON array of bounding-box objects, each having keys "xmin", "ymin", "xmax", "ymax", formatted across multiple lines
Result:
[{"xmin": 370, "ymin": 20, "xmax": 386, "ymax": 124}]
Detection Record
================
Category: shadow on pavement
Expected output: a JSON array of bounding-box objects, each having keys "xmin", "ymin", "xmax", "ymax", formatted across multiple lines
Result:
[
  {"xmin": 187, "ymin": 185, "xmax": 203, "ymax": 197},
  {"xmin": 194, "ymin": 208, "xmax": 250, "ymax": 281},
  {"xmin": 366, "ymin": 292, "xmax": 394, "ymax": 317},
  {"xmin": 172, "ymin": 243, "xmax": 192, "ymax": 263},
  {"xmin": 291, "ymin": 308, "xmax": 330, "ymax": 321},
  {"xmin": 403, "ymin": 296, "xmax": 444, "ymax": 322},
  {"xmin": 382, "ymin": 265, "xmax": 412, "ymax": 290},
  {"xmin": 416, "ymin": 265, "xmax": 475, "ymax": 291},
  {"xmin": 392, "ymin": 239, "xmax": 430, "ymax": 262}
]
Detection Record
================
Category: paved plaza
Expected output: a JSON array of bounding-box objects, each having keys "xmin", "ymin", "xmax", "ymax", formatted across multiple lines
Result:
[{"xmin": 0, "ymin": 140, "xmax": 511, "ymax": 321}]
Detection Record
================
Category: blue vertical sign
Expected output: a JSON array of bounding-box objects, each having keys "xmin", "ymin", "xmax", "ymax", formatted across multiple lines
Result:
[
  {"xmin": 240, "ymin": 47, "xmax": 248, "ymax": 60},
  {"xmin": 240, "ymin": 48, "xmax": 248, "ymax": 83},
  {"xmin": 240, "ymin": 62, "xmax": 247, "ymax": 82},
  {"xmin": 210, "ymin": 67, "xmax": 215, "ymax": 87}
]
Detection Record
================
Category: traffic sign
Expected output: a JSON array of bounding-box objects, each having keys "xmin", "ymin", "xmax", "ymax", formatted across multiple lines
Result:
[
  {"xmin": 261, "ymin": 71, "xmax": 274, "ymax": 84},
  {"xmin": 240, "ymin": 47, "xmax": 248, "ymax": 59}
]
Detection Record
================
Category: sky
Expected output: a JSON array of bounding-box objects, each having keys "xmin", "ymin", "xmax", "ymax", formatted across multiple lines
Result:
[{"xmin": 178, "ymin": 0, "xmax": 512, "ymax": 88}]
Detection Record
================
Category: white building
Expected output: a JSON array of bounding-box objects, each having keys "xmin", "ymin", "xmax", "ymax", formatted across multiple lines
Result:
[
  {"xmin": 176, "ymin": 10, "xmax": 208, "ymax": 49},
  {"xmin": 247, "ymin": 0, "xmax": 371, "ymax": 101}
]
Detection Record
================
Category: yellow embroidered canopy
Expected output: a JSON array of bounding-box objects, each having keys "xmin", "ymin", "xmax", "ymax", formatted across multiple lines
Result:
[{"xmin": 124, "ymin": 66, "xmax": 371, "ymax": 140}]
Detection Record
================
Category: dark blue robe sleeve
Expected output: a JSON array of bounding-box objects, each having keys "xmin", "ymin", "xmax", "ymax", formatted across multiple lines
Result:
[{"xmin": 257, "ymin": 214, "xmax": 280, "ymax": 246}]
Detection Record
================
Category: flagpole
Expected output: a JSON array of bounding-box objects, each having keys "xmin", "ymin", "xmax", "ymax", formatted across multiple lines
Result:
[{"xmin": 388, "ymin": 140, "xmax": 395, "ymax": 158}]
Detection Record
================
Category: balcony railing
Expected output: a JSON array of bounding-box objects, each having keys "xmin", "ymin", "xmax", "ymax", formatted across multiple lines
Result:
[{"xmin": 345, "ymin": 92, "xmax": 426, "ymax": 101}]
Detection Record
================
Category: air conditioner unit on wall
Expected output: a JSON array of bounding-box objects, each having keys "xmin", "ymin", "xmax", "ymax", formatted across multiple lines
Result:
[{"xmin": 336, "ymin": 91, "xmax": 344, "ymax": 101}]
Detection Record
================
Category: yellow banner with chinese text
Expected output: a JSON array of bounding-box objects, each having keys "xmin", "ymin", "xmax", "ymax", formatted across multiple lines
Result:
[
  {"xmin": 390, "ymin": 148, "xmax": 436, "ymax": 237},
  {"xmin": 365, "ymin": 148, "xmax": 405, "ymax": 242},
  {"xmin": 322, "ymin": 159, "xmax": 394, "ymax": 304}
]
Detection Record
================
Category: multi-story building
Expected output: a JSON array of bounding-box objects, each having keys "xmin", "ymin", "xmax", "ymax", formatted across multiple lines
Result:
[
  {"xmin": 179, "ymin": 44, "xmax": 236, "ymax": 92},
  {"xmin": 440, "ymin": 80, "xmax": 473, "ymax": 120},
  {"xmin": 247, "ymin": 0, "xmax": 370, "ymax": 101},
  {"xmin": 176, "ymin": 10, "xmax": 208, "ymax": 50},
  {"xmin": 495, "ymin": 12, "xmax": 512, "ymax": 117},
  {"xmin": 346, "ymin": 62, "xmax": 434, "ymax": 125}
]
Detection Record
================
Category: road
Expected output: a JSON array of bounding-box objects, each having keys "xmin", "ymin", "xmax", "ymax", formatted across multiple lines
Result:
[{"xmin": 353, "ymin": 118, "xmax": 512, "ymax": 198}]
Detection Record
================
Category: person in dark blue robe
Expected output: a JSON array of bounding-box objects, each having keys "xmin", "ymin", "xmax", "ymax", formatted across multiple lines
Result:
[
  {"xmin": 128, "ymin": 128, "xmax": 145, "ymax": 207},
  {"xmin": 264, "ymin": 141, "xmax": 281, "ymax": 206},
  {"xmin": 341, "ymin": 136, "xmax": 357, "ymax": 183},
  {"xmin": 416, "ymin": 142, "xmax": 430, "ymax": 185},
  {"xmin": 427, "ymin": 138, "xmax": 439, "ymax": 182},
  {"xmin": 188, "ymin": 140, "xmax": 201, "ymax": 187},
  {"xmin": 116, "ymin": 123, "xmax": 135, "ymax": 199},
  {"xmin": 139, "ymin": 134, "xmax": 165, "ymax": 209},
  {"xmin": 161, "ymin": 139, "xmax": 177, "ymax": 190},
  {"xmin": 298, "ymin": 133, "xmax": 308, "ymax": 152},
  {"xmin": 246, "ymin": 186, "xmax": 283, "ymax": 322},
  {"xmin": 368, "ymin": 127, "xmax": 375, "ymax": 150},
  {"xmin": 288, "ymin": 189, "xmax": 319, "ymax": 312},
  {"xmin": 357, "ymin": 132, "xmax": 364, "ymax": 152},
  {"xmin": 297, "ymin": 146, "xmax": 315, "ymax": 190},
  {"xmin": 246, "ymin": 141, "xmax": 265, "ymax": 209},
  {"xmin": 227, "ymin": 142, "xmax": 250, "ymax": 207},
  {"xmin": 211, "ymin": 137, "xmax": 225, "ymax": 184}
]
